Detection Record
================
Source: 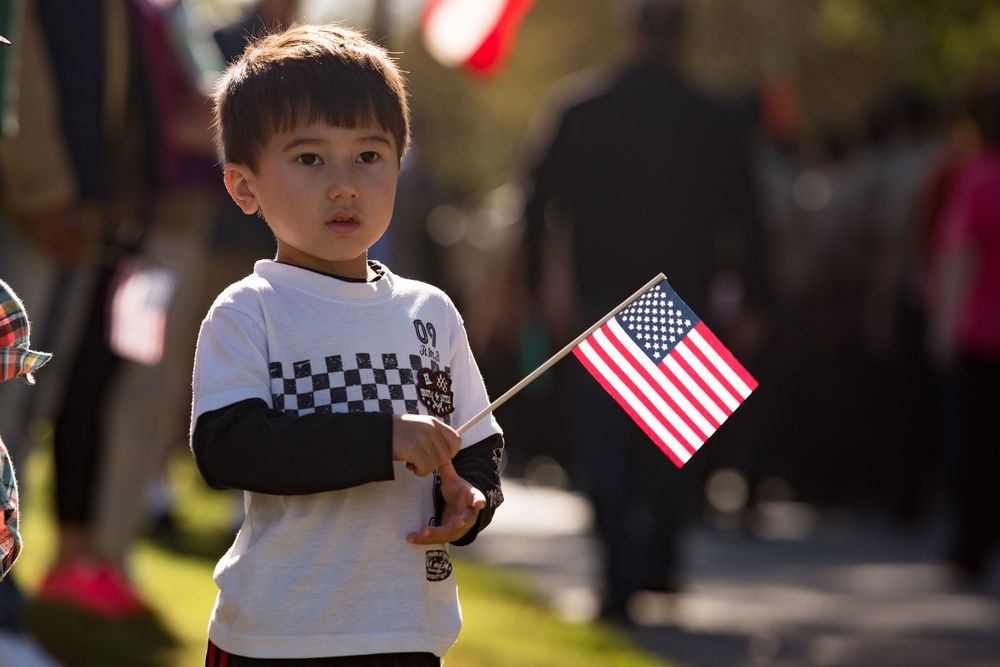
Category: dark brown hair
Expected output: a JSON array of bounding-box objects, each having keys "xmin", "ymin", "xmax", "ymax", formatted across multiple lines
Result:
[{"xmin": 213, "ymin": 24, "xmax": 410, "ymax": 170}]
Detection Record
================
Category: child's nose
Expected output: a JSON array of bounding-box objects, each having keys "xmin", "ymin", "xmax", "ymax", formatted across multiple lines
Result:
[{"xmin": 327, "ymin": 164, "xmax": 360, "ymax": 200}]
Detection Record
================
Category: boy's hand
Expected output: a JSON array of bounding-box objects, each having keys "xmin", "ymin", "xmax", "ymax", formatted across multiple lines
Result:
[
  {"xmin": 392, "ymin": 414, "xmax": 461, "ymax": 477},
  {"xmin": 407, "ymin": 460, "xmax": 486, "ymax": 545}
]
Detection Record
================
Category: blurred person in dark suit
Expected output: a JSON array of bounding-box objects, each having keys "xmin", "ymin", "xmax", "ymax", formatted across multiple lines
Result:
[{"xmin": 519, "ymin": 0, "xmax": 768, "ymax": 621}]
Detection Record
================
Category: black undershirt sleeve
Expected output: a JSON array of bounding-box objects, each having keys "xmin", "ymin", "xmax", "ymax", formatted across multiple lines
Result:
[
  {"xmin": 193, "ymin": 397, "xmax": 504, "ymax": 545},
  {"xmin": 444, "ymin": 433, "xmax": 505, "ymax": 546},
  {"xmin": 192, "ymin": 398, "xmax": 395, "ymax": 495}
]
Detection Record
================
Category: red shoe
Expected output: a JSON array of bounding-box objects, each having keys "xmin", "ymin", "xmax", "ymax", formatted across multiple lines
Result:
[{"xmin": 38, "ymin": 561, "xmax": 148, "ymax": 618}]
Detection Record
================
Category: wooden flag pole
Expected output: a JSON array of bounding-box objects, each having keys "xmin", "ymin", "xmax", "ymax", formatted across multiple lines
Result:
[{"xmin": 457, "ymin": 273, "xmax": 666, "ymax": 434}]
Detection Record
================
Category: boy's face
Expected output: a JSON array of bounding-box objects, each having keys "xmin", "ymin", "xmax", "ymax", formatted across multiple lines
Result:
[{"xmin": 225, "ymin": 122, "xmax": 400, "ymax": 279}]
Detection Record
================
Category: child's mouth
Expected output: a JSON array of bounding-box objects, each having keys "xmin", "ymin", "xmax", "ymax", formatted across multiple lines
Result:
[{"xmin": 327, "ymin": 217, "xmax": 360, "ymax": 234}]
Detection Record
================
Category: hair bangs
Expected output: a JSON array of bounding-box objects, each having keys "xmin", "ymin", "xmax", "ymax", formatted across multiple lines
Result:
[
  {"xmin": 214, "ymin": 24, "xmax": 410, "ymax": 170},
  {"xmin": 271, "ymin": 60, "xmax": 406, "ymax": 145}
]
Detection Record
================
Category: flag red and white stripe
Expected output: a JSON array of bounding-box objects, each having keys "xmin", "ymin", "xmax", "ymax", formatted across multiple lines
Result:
[
  {"xmin": 573, "ymin": 278, "xmax": 757, "ymax": 467},
  {"xmin": 421, "ymin": 0, "xmax": 535, "ymax": 76}
]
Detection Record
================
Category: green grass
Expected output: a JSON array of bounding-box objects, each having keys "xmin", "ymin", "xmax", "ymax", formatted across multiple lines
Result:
[{"xmin": 12, "ymin": 443, "xmax": 676, "ymax": 666}]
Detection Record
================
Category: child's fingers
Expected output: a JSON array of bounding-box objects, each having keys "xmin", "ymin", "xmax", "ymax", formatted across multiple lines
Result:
[
  {"xmin": 407, "ymin": 462, "xmax": 484, "ymax": 544},
  {"xmin": 432, "ymin": 419, "xmax": 462, "ymax": 458},
  {"xmin": 406, "ymin": 513, "xmax": 471, "ymax": 545},
  {"xmin": 467, "ymin": 485, "xmax": 486, "ymax": 510},
  {"xmin": 439, "ymin": 460, "xmax": 485, "ymax": 509},
  {"xmin": 414, "ymin": 420, "xmax": 459, "ymax": 475},
  {"xmin": 406, "ymin": 527, "xmax": 444, "ymax": 544},
  {"xmin": 393, "ymin": 414, "xmax": 461, "ymax": 476}
]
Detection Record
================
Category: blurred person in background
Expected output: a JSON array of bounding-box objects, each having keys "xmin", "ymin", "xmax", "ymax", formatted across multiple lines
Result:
[
  {"xmin": 0, "ymin": 3, "xmax": 94, "ymax": 663},
  {"xmin": 0, "ymin": 0, "xmax": 94, "ymax": 472},
  {"xmin": 28, "ymin": 0, "xmax": 160, "ymax": 616},
  {"xmin": 0, "ymin": 20, "xmax": 62, "ymax": 659},
  {"xmin": 518, "ymin": 0, "xmax": 768, "ymax": 621},
  {"xmin": 0, "ymin": 278, "xmax": 54, "ymax": 580},
  {"xmin": 0, "ymin": 0, "xmax": 219, "ymax": 621},
  {"xmin": 0, "ymin": 279, "xmax": 57, "ymax": 667},
  {"xmin": 898, "ymin": 100, "xmax": 986, "ymax": 518},
  {"xmin": 855, "ymin": 90, "xmax": 947, "ymax": 520},
  {"xmin": 80, "ymin": 0, "xmax": 224, "ymax": 597},
  {"xmin": 926, "ymin": 76, "xmax": 1000, "ymax": 582}
]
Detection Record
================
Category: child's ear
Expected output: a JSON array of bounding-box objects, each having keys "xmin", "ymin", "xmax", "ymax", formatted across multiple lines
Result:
[{"xmin": 224, "ymin": 164, "xmax": 261, "ymax": 215}]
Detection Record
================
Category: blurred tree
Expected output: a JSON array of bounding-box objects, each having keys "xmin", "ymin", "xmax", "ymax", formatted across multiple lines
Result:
[{"xmin": 818, "ymin": 0, "xmax": 1000, "ymax": 95}]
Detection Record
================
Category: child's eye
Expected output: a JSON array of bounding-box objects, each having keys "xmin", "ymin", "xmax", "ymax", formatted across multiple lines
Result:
[
  {"xmin": 297, "ymin": 153, "xmax": 321, "ymax": 166},
  {"xmin": 358, "ymin": 151, "xmax": 380, "ymax": 164}
]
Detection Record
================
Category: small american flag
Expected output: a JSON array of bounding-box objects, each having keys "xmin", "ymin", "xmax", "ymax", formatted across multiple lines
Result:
[
  {"xmin": 573, "ymin": 277, "xmax": 757, "ymax": 467},
  {"xmin": 107, "ymin": 256, "xmax": 179, "ymax": 366}
]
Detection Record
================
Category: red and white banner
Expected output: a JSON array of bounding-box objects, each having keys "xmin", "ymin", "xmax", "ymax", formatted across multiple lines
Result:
[{"xmin": 421, "ymin": 0, "xmax": 535, "ymax": 76}]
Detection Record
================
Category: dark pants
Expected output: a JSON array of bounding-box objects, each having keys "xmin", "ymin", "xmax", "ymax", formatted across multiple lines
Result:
[
  {"xmin": 950, "ymin": 353, "xmax": 1000, "ymax": 577},
  {"xmin": 53, "ymin": 264, "xmax": 122, "ymax": 526},
  {"xmin": 206, "ymin": 642, "xmax": 440, "ymax": 667}
]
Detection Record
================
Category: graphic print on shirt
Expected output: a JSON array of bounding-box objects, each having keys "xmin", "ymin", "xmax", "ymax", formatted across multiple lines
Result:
[
  {"xmin": 411, "ymin": 317, "xmax": 454, "ymax": 417},
  {"xmin": 269, "ymin": 352, "xmax": 451, "ymax": 423},
  {"xmin": 486, "ymin": 444, "xmax": 505, "ymax": 509},
  {"xmin": 425, "ymin": 549, "xmax": 453, "ymax": 582},
  {"xmin": 413, "ymin": 318, "xmax": 440, "ymax": 363},
  {"xmin": 417, "ymin": 367, "xmax": 454, "ymax": 417}
]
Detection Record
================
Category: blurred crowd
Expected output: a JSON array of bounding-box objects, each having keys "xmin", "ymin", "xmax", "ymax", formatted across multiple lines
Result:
[
  {"xmin": 0, "ymin": 0, "xmax": 996, "ymax": 662},
  {"xmin": 424, "ymin": 0, "xmax": 1000, "ymax": 622}
]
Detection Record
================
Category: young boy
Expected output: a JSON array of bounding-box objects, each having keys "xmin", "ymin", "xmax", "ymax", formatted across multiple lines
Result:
[{"xmin": 190, "ymin": 24, "xmax": 504, "ymax": 666}]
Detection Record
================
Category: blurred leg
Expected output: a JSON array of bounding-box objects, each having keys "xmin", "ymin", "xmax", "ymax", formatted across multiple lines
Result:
[
  {"xmin": 950, "ymin": 354, "xmax": 1000, "ymax": 578},
  {"xmin": 93, "ymin": 189, "xmax": 212, "ymax": 565}
]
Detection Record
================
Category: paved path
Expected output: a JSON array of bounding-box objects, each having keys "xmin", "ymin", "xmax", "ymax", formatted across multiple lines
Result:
[{"xmin": 463, "ymin": 479, "xmax": 1000, "ymax": 667}]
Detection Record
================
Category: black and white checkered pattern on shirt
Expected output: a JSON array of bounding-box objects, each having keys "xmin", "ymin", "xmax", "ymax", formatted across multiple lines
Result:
[{"xmin": 269, "ymin": 352, "xmax": 451, "ymax": 424}]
